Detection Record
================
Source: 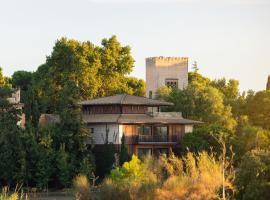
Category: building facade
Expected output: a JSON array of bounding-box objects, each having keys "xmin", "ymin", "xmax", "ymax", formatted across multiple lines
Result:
[
  {"xmin": 80, "ymin": 94, "xmax": 200, "ymax": 157},
  {"xmin": 146, "ymin": 56, "xmax": 188, "ymax": 98}
]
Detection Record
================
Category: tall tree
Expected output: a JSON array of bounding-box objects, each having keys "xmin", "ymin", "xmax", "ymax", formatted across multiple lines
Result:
[
  {"xmin": 119, "ymin": 134, "xmax": 130, "ymax": 166},
  {"xmin": 0, "ymin": 86, "xmax": 25, "ymax": 186},
  {"xmin": 98, "ymin": 35, "xmax": 134, "ymax": 96}
]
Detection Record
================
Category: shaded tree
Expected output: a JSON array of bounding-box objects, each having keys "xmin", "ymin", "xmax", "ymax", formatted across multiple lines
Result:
[
  {"xmin": 246, "ymin": 90, "xmax": 270, "ymax": 130},
  {"xmin": 119, "ymin": 134, "xmax": 130, "ymax": 166},
  {"xmin": 0, "ymin": 86, "xmax": 25, "ymax": 186},
  {"xmin": 235, "ymin": 150, "xmax": 270, "ymax": 200}
]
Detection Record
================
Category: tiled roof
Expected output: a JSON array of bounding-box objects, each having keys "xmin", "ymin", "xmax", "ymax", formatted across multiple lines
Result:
[
  {"xmin": 82, "ymin": 113, "xmax": 202, "ymax": 125},
  {"xmin": 79, "ymin": 94, "xmax": 173, "ymax": 106}
]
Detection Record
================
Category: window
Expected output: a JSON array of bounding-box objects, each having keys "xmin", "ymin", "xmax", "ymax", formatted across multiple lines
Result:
[
  {"xmin": 165, "ymin": 79, "xmax": 178, "ymax": 88},
  {"xmin": 138, "ymin": 125, "xmax": 151, "ymax": 135},
  {"xmin": 90, "ymin": 128, "xmax": 94, "ymax": 134},
  {"xmin": 138, "ymin": 148, "xmax": 152, "ymax": 158},
  {"xmin": 154, "ymin": 126, "xmax": 168, "ymax": 135},
  {"xmin": 154, "ymin": 126, "xmax": 168, "ymax": 142}
]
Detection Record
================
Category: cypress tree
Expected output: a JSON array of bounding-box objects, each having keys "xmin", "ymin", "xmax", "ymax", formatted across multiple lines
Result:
[{"xmin": 119, "ymin": 134, "xmax": 130, "ymax": 166}]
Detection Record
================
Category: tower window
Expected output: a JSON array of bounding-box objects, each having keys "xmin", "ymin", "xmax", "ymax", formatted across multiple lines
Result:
[
  {"xmin": 165, "ymin": 79, "xmax": 178, "ymax": 88},
  {"xmin": 90, "ymin": 128, "xmax": 94, "ymax": 134}
]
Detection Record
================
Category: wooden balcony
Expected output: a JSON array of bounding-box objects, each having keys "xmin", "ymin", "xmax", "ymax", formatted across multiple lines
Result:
[{"xmin": 137, "ymin": 134, "xmax": 177, "ymax": 144}]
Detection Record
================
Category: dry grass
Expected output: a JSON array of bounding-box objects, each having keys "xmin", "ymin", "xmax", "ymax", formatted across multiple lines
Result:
[
  {"xmin": 73, "ymin": 175, "xmax": 91, "ymax": 200},
  {"xmin": 0, "ymin": 186, "xmax": 28, "ymax": 200},
  {"xmin": 99, "ymin": 152, "xmax": 224, "ymax": 200}
]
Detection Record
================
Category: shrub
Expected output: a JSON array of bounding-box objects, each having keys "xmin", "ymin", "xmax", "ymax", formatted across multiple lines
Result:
[
  {"xmin": 154, "ymin": 152, "xmax": 222, "ymax": 200},
  {"xmin": 99, "ymin": 155, "xmax": 157, "ymax": 200},
  {"xmin": 99, "ymin": 152, "xmax": 225, "ymax": 200}
]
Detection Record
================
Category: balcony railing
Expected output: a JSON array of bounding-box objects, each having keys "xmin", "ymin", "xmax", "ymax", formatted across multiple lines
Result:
[{"xmin": 138, "ymin": 134, "xmax": 177, "ymax": 143}]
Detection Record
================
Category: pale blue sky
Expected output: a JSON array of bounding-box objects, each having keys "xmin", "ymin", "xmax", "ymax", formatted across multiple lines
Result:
[{"xmin": 1, "ymin": 0, "xmax": 269, "ymax": 91}]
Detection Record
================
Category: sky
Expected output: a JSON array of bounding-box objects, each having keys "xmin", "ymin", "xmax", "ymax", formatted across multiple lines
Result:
[{"xmin": 0, "ymin": 0, "xmax": 270, "ymax": 92}]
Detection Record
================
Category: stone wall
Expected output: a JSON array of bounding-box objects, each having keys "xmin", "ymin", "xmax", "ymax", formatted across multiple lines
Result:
[{"xmin": 146, "ymin": 56, "xmax": 188, "ymax": 98}]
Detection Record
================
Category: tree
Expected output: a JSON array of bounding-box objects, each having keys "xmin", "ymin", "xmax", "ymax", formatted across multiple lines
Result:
[
  {"xmin": 119, "ymin": 134, "xmax": 130, "ymax": 166},
  {"xmin": 0, "ymin": 67, "xmax": 6, "ymax": 87},
  {"xmin": 181, "ymin": 124, "xmax": 230, "ymax": 155},
  {"xmin": 164, "ymin": 84, "xmax": 236, "ymax": 131},
  {"xmin": 36, "ymin": 127, "xmax": 55, "ymax": 190},
  {"xmin": 155, "ymin": 86, "xmax": 172, "ymax": 101},
  {"xmin": 11, "ymin": 71, "xmax": 33, "ymax": 91},
  {"xmin": 246, "ymin": 90, "xmax": 270, "ymax": 130},
  {"xmin": 233, "ymin": 124, "xmax": 270, "ymax": 163},
  {"xmin": 125, "ymin": 77, "xmax": 145, "ymax": 96},
  {"xmin": 95, "ymin": 143, "xmax": 116, "ymax": 178},
  {"xmin": 0, "ymin": 86, "xmax": 25, "ymax": 186},
  {"xmin": 98, "ymin": 35, "xmax": 134, "ymax": 96},
  {"xmin": 11, "ymin": 71, "xmax": 33, "ymax": 105},
  {"xmin": 56, "ymin": 144, "xmax": 71, "ymax": 187},
  {"xmin": 235, "ymin": 150, "xmax": 270, "ymax": 200},
  {"xmin": 33, "ymin": 36, "xmax": 136, "ymax": 113},
  {"xmin": 267, "ymin": 75, "xmax": 270, "ymax": 90}
]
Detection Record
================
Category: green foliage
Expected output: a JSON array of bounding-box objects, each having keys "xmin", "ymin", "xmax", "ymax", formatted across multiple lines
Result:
[
  {"xmin": 0, "ymin": 67, "xmax": 6, "ymax": 87},
  {"xmin": 35, "ymin": 127, "xmax": 55, "ymax": 189},
  {"xmin": 155, "ymin": 86, "xmax": 172, "ymax": 100},
  {"xmin": 11, "ymin": 71, "xmax": 33, "ymax": 106},
  {"xmin": 100, "ymin": 152, "xmax": 225, "ymax": 200},
  {"xmin": 235, "ymin": 150, "xmax": 270, "ymax": 200},
  {"xmin": 95, "ymin": 143, "xmax": 116, "ymax": 178},
  {"xmin": 0, "ymin": 87, "xmax": 25, "ymax": 186},
  {"xmin": 245, "ymin": 90, "xmax": 270, "ymax": 130},
  {"xmin": 164, "ymin": 75, "xmax": 237, "ymax": 130},
  {"xmin": 56, "ymin": 144, "xmax": 71, "ymax": 187},
  {"xmin": 125, "ymin": 77, "xmax": 146, "ymax": 96},
  {"xmin": 33, "ymin": 36, "xmax": 140, "ymax": 113},
  {"xmin": 233, "ymin": 123, "xmax": 270, "ymax": 163},
  {"xmin": 181, "ymin": 124, "xmax": 230, "ymax": 154},
  {"xmin": 119, "ymin": 134, "xmax": 130, "ymax": 166},
  {"xmin": 11, "ymin": 71, "xmax": 33, "ymax": 91}
]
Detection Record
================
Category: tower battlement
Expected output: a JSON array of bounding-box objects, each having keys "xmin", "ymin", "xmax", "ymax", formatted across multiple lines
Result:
[
  {"xmin": 146, "ymin": 56, "xmax": 188, "ymax": 61},
  {"xmin": 146, "ymin": 57, "xmax": 188, "ymax": 67}
]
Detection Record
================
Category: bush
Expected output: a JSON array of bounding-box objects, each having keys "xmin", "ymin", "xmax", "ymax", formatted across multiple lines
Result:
[
  {"xmin": 99, "ymin": 155, "xmax": 157, "ymax": 200},
  {"xmin": 99, "ymin": 152, "xmax": 225, "ymax": 200}
]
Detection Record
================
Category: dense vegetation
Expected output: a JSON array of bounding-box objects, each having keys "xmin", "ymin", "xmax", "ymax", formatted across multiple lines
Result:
[
  {"xmin": 0, "ymin": 36, "xmax": 145, "ymax": 190},
  {"xmin": 1, "ymin": 36, "xmax": 270, "ymax": 199}
]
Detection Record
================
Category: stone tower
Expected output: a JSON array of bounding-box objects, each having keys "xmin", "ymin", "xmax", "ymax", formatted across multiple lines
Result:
[{"xmin": 146, "ymin": 56, "xmax": 188, "ymax": 98}]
